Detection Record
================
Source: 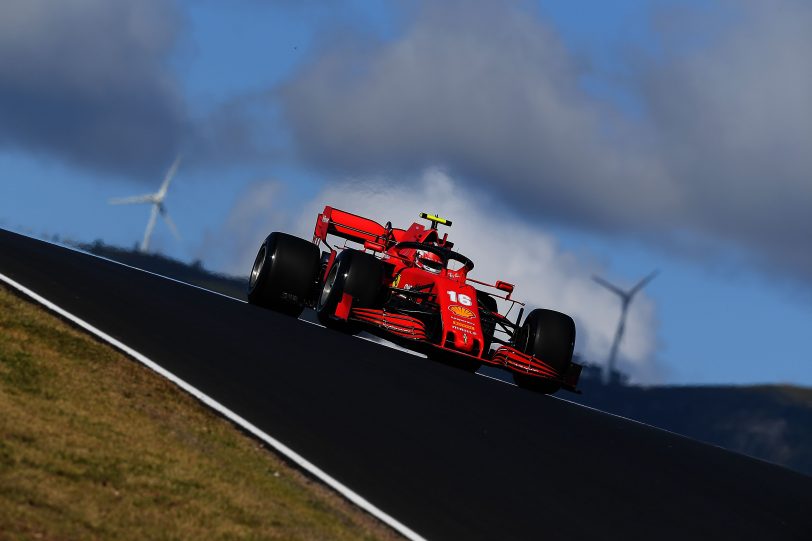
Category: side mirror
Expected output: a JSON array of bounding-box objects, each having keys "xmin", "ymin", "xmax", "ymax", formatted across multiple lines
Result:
[{"xmin": 495, "ymin": 280, "xmax": 515, "ymax": 299}]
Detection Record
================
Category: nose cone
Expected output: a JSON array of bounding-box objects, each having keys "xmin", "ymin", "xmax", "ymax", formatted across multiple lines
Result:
[{"xmin": 444, "ymin": 328, "xmax": 482, "ymax": 356}]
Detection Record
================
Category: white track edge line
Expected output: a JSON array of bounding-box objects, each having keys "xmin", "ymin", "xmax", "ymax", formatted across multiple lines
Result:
[
  {"xmin": 58, "ymin": 239, "xmax": 247, "ymax": 304},
  {"xmin": 303, "ymin": 312, "xmax": 665, "ymax": 432},
  {"xmin": 475, "ymin": 372, "xmax": 516, "ymax": 386},
  {"xmin": 473, "ymin": 365, "xmax": 677, "ymax": 433},
  {"xmin": 0, "ymin": 271, "xmax": 427, "ymax": 541}
]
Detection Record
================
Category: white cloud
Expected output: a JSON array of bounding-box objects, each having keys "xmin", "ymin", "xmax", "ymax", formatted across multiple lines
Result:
[
  {"xmin": 278, "ymin": 0, "xmax": 675, "ymax": 230},
  {"xmin": 639, "ymin": 0, "xmax": 812, "ymax": 281},
  {"xmin": 197, "ymin": 180, "xmax": 289, "ymax": 273},
  {"xmin": 0, "ymin": 0, "xmax": 185, "ymax": 176},
  {"xmin": 278, "ymin": 0, "xmax": 812, "ymax": 285}
]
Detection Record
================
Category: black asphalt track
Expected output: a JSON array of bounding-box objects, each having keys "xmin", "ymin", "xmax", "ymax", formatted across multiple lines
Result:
[{"xmin": 1, "ymin": 229, "xmax": 810, "ymax": 540}]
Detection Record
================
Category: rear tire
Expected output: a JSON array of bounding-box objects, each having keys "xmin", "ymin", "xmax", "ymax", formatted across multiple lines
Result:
[
  {"xmin": 316, "ymin": 250, "xmax": 383, "ymax": 332},
  {"xmin": 247, "ymin": 232, "xmax": 320, "ymax": 317},
  {"xmin": 512, "ymin": 309, "xmax": 575, "ymax": 394}
]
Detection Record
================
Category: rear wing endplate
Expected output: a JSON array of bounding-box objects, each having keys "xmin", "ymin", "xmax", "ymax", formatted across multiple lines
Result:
[{"xmin": 313, "ymin": 206, "xmax": 388, "ymax": 247}]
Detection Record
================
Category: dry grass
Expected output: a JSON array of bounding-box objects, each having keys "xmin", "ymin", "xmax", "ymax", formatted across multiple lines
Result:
[{"xmin": 0, "ymin": 285, "xmax": 403, "ymax": 541}]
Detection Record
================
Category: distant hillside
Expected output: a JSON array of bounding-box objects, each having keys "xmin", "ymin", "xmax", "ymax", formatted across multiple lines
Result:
[{"xmin": 78, "ymin": 242, "xmax": 812, "ymax": 478}]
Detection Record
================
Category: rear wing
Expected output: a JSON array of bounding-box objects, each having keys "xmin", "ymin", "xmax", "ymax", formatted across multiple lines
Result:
[{"xmin": 313, "ymin": 206, "xmax": 404, "ymax": 250}]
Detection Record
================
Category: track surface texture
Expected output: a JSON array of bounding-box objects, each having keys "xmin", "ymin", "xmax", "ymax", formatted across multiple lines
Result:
[{"xmin": 1, "ymin": 229, "xmax": 810, "ymax": 541}]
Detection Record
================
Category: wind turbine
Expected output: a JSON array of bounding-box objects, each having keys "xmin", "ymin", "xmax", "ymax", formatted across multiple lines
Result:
[
  {"xmin": 110, "ymin": 156, "xmax": 182, "ymax": 252},
  {"xmin": 592, "ymin": 270, "xmax": 659, "ymax": 385}
]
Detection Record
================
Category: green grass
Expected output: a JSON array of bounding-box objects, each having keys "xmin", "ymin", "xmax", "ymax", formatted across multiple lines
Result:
[{"xmin": 0, "ymin": 285, "xmax": 402, "ymax": 541}]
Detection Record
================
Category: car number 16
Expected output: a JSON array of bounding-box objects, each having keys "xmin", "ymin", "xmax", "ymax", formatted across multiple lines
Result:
[{"xmin": 447, "ymin": 291, "xmax": 473, "ymax": 306}]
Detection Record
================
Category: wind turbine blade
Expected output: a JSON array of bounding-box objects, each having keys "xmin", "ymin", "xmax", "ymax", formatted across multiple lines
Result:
[
  {"xmin": 156, "ymin": 154, "xmax": 182, "ymax": 200},
  {"xmin": 141, "ymin": 204, "xmax": 159, "ymax": 252},
  {"xmin": 629, "ymin": 270, "xmax": 659, "ymax": 297},
  {"xmin": 161, "ymin": 210, "xmax": 181, "ymax": 241},
  {"xmin": 592, "ymin": 275, "xmax": 627, "ymax": 298},
  {"xmin": 109, "ymin": 194, "xmax": 154, "ymax": 205}
]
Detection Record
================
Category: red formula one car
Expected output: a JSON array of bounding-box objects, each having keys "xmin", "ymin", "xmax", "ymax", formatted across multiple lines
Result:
[{"xmin": 247, "ymin": 207, "xmax": 582, "ymax": 394}]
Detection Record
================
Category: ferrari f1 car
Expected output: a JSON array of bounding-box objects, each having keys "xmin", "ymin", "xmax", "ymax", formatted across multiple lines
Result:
[{"xmin": 247, "ymin": 207, "xmax": 582, "ymax": 394}]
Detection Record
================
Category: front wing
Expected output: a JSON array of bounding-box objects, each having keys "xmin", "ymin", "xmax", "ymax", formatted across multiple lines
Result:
[{"xmin": 343, "ymin": 305, "xmax": 582, "ymax": 392}]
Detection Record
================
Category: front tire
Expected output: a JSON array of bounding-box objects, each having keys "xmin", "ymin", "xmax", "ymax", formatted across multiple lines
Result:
[
  {"xmin": 316, "ymin": 250, "xmax": 384, "ymax": 331},
  {"xmin": 512, "ymin": 309, "xmax": 575, "ymax": 394},
  {"xmin": 247, "ymin": 232, "xmax": 320, "ymax": 317}
]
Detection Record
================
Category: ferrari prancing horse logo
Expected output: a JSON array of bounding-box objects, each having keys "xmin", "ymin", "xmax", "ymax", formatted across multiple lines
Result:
[{"xmin": 449, "ymin": 305, "xmax": 476, "ymax": 319}]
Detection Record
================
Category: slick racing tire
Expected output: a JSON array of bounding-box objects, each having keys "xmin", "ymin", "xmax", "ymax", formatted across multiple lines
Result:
[
  {"xmin": 247, "ymin": 232, "xmax": 320, "ymax": 317},
  {"xmin": 512, "ymin": 309, "xmax": 576, "ymax": 394},
  {"xmin": 317, "ymin": 249, "xmax": 383, "ymax": 332}
]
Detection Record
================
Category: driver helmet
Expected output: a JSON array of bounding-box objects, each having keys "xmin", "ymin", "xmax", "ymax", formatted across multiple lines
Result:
[{"xmin": 415, "ymin": 250, "xmax": 443, "ymax": 274}]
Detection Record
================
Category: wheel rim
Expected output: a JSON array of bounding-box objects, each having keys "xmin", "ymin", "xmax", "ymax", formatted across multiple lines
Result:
[
  {"xmin": 319, "ymin": 264, "xmax": 338, "ymax": 309},
  {"xmin": 249, "ymin": 245, "xmax": 266, "ymax": 289}
]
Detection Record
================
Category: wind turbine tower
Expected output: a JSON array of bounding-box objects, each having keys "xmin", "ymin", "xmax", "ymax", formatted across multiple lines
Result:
[
  {"xmin": 109, "ymin": 156, "xmax": 182, "ymax": 252},
  {"xmin": 592, "ymin": 270, "xmax": 659, "ymax": 385}
]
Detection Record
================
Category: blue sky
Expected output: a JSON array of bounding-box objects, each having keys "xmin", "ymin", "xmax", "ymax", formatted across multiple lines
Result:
[{"xmin": 1, "ymin": 0, "xmax": 810, "ymax": 386}]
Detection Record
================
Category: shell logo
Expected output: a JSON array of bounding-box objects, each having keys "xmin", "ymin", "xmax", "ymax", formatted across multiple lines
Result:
[{"xmin": 449, "ymin": 305, "xmax": 476, "ymax": 319}]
